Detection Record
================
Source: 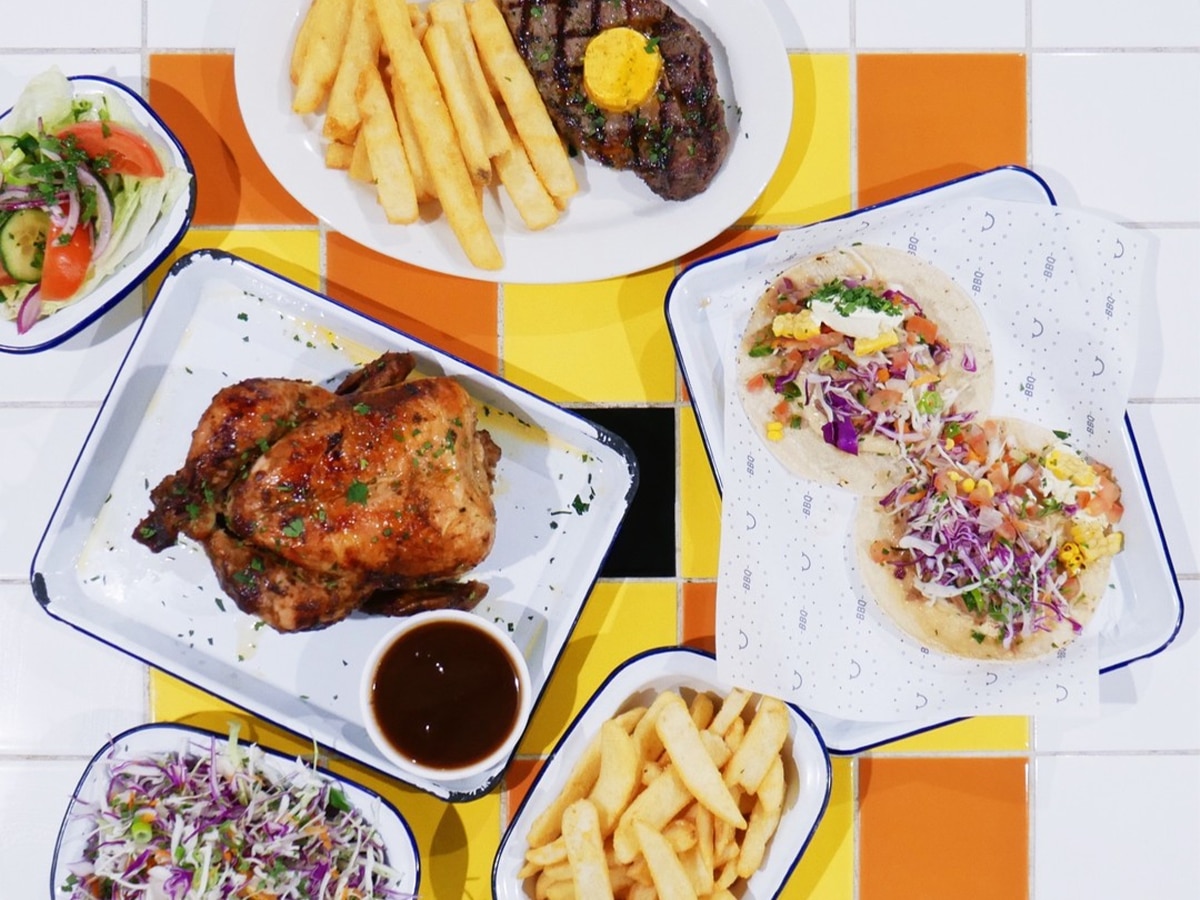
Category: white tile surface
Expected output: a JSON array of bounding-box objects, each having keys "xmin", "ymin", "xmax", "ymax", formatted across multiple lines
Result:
[
  {"xmin": 1133, "ymin": 227, "xmax": 1200, "ymax": 401},
  {"xmin": 1033, "ymin": 0, "xmax": 1200, "ymax": 48},
  {"xmin": 857, "ymin": 0, "xmax": 1026, "ymax": 48},
  {"xmin": 0, "ymin": 585, "xmax": 146, "ymax": 755},
  {"xmin": 1035, "ymin": 581, "xmax": 1199, "ymax": 752},
  {"xmin": 1032, "ymin": 53, "xmax": 1200, "ymax": 223},
  {"xmin": 0, "ymin": 296, "xmax": 142, "ymax": 403},
  {"xmin": 764, "ymin": 0, "xmax": 851, "ymax": 49},
  {"xmin": 0, "ymin": 408, "xmax": 101, "ymax": 579},
  {"xmin": 147, "ymin": 0, "xmax": 253, "ymax": 50},
  {"xmin": 1034, "ymin": 754, "xmax": 1200, "ymax": 899},
  {"xmin": 0, "ymin": 759, "xmax": 92, "ymax": 900},
  {"xmin": 1126, "ymin": 403, "xmax": 1200, "ymax": 574},
  {"xmin": 0, "ymin": 1, "xmax": 142, "ymax": 50}
]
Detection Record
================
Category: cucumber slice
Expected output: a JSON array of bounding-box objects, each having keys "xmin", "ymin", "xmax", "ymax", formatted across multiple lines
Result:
[{"xmin": 0, "ymin": 207, "xmax": 50, "ymax": 282}]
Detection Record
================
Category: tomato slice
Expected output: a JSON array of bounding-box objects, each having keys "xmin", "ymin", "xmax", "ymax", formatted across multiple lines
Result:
[
  {"xmin": 56, "ymin": 121, "xmax": 165, "ymax": 178},
  {"xmin": 40, "ymin": 221, "xmax": 94, "ymax": 301}
]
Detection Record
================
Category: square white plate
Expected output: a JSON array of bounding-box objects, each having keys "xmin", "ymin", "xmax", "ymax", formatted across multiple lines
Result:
[
  {"xmin": 0, "ymin": 75, "xmax": 195, "ymax": 354},
  {"xmin": 665, "ymin": 166, "xmax": 1185, "ymax": 751},
  {"xmin": 50, "ymin": 722, "xmax": 420, "ymax": 899},
  {"xmin": 492, "ymin": 647, "xmax": 832, "ymax": 900},
  {"xmin": 30, "ymin": 249, "xmax": 639, "ymax": 799}
]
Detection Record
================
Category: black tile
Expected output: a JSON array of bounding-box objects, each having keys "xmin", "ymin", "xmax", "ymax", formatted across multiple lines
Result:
[{"xmin": 578, "ymin": 406, "xmax": 676, "ymax": 579}]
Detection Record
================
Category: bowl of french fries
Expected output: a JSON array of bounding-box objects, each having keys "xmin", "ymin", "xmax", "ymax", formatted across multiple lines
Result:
[{"xmin": 493, "ymin": 647, "xmax": 832, "ymax": 900}]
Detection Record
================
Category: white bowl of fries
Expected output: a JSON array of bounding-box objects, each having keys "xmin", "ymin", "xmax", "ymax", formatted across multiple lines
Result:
[{"xmin": 493, "ymin": 646, "xmax": 832, "ymax": 900}]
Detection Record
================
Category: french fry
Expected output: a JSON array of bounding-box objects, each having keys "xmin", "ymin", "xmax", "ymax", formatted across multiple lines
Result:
[
  {"xmin": 423, "ymin": 21, "xmax": 492, "ymax": 185},
  {"xmin": 634, "ymin": 821, "xmax": 700, "ymax": 900},
  {"xmin": 612, "ymin": 765, "xmax": 694, "ymax": 864},
  {"xmin": 290, "ymin": 0, "xmax": 318, "ymax": 84},
  {"xmin": 737, "ymin": 754, "xmax": 786, "ymax": 878},
  {"xmin": 527, "ymin": 730, "xmax": 604, "ymax": 848},
  {"xmin": 587, "ymin": 720, "xmax": 641, "ymax": 836},
  {"xmin": 355, "ymin": 65, "xmax": 418, "ymax": 223},
  {"xmin": 707, "ymin": 687, "xmax": 752, "ymax": 737},
  {"xmin": 428, "ymin": 0, "xmax": 511, "ymax": 157},
  {"xmin": 562, "ymin": 800, "xmax": 615, "ymax": 900},
  {"xmin": 465, "ymin": 0, "xmax": 577, "ymax": 204},
  {"xmin": 293, "ymin": 0, "xmax": 354, "ymax": 114},
  {"xmin": 374, "ymin": 0, "xmax": 502, "ymax": 269},
  {"xmin": 724, "ymin": 695, "xmax": 790, "ymax": 795},
  {"xmin": 324, "ymin": 140, "xmax": 355, "ymax": 169},
  {"xmin": 323, "ymin": 0, "xmax": 383, "ymax": 142},
  {"xmin": 348, "ymin": 130, "xmax": 373, "ymax": 182},
  {"xmin": 655, "ymin": 694, "xmax": 746, "ymax": 829},
  {"xmin": 384, "ymin": 63, "xmax": 436, "ymax": 202},
  {"xmin": 689, "ymin": 691, "xmax": 716, "ymax": 731}
]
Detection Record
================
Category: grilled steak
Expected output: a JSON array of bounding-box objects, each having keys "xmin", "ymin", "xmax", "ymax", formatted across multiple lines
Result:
[{"xmin": 497, "ymin": 0, "xmax": 731, "ymax": 201}]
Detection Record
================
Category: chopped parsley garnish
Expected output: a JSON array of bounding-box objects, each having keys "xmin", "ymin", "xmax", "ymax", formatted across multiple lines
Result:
[
  {"xmin": 807, "ymin": 279, "xmax": 903, "ymax": 317},
  {"xmin": 346, "ymin": 480, "xmax": 370, "ymax": 505}
]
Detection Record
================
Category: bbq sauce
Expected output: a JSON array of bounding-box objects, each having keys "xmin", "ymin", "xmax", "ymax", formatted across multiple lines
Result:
[{"xmin": 368, "ymin": 618, "xmax": 522, "ymax": 770}]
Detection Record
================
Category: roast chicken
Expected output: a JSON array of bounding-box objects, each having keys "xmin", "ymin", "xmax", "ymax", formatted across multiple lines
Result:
[{"xmin": 133, "ymin": 352, "xmax": 501, "ymax": 632}]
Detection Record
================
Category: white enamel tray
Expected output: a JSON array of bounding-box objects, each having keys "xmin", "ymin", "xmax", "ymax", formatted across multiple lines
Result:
[
  {"xmin": 234, "ymin": 0, "xmax": 791, "ymax": 282},
  {"xmin": 665, "ymin": 167, "xmax": 1185, "ymax": 752},
  {"xmin": 31, "ymin": 249, "xmax": 639, "ymax": 799},
  {"xmin": 50, "ymin": 723, "xmax": 420, "ymax": 899},
  {"xmin": 493, "ymin": 647, "xmax": 832, "ymax": 900}
]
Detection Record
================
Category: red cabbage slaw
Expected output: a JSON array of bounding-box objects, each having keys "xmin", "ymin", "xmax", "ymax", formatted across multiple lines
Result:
[
  {"xmin": 745, "ymin": 276, "xmax": 973, "ymax": 456},
  {"xmin": 59, "ymin": 729, "xmax": 413, "ymax": 900},
  {"xmin": 871, "ymin": 419, "xmax": 1123, "ymax": 649}
]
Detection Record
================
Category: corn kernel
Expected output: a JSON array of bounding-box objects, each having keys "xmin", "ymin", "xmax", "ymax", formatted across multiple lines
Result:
[
  {"xmin": 772, "ymin": 310, "xmax": 820, "ymax": 340},
  {"xmin": 1058, "ymin": 541, "xmax": 1085, "ymax": 576},
  {"xmin": 853, "ymin": 329, "xmax": 900, "ymax": 356},
  {"xmin": 961, "ymin": 477, "xmax": 977, "ymax": 492},
  {"xmin": 1047, "ymin": 447, "xmax": 1098, "ymax": 487},
  {"xmin": 977, "ymin": 478, "xmax": 995, "ymax": 499},
  {"xmin": 766, "ymin": 421, "xmax": 785, "ymax": 442},
  {"xmin": 948, "ymin": 472, "xmax": 962, "ymax": 482},
  {"xmin": 944, "ymin": 438, "xmax": 955, "ymax": 450}
]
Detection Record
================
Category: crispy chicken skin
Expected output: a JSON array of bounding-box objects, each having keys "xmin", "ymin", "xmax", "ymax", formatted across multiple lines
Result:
[{"xmin": 133, "ymin": 352, "xmax": 500, "ymax": 632}]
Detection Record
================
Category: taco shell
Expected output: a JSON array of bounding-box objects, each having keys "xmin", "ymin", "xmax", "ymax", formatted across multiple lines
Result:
[{"xmin": 737, "ymin": 245, "xmax": 994, "ymax": 494}]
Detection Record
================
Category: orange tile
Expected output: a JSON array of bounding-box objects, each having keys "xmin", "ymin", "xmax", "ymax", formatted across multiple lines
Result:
[
  {"xmin": 859, "ymin": 756, "xmax": 1028, "ymax": 900},
  {"xmin": 504, "ymin": 757, "xmax": 545, "ymax": 827},
  {"xmin": 681, "ymin": 581, "xmax": 716, "ymax": 652},
  {"xmin": 681, "ymin": 226, "xmax": 782, "ymax": 270},
  {"xmin": 325, "ymin": 232, "xmax": 500, "ymax": 373},
  {"xmin": 857, "ymin": 54, "xmax": 1026, "ymax": 209},
  {"xmin": 149, "ymin": 54, "xmax": 316, "ymax": 227}
]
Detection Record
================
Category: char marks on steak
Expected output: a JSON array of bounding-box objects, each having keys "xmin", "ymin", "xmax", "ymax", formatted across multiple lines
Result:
[{"xmin": 498, "ymin": 0, "xmax": 730, "ymax": 201}]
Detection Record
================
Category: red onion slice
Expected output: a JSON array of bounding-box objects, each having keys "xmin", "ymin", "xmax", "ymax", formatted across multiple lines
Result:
[
  {"xmin": 75, "ymin": 166, "xmax": 113, "ymax": 258},
  {"xmin": 15, "ymin": 284, "xmax": 43, "ymax": 334}
]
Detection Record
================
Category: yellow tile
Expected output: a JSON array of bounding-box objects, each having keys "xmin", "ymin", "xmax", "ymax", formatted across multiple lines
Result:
[
  {"xmin": 520, "ymin": 580, "xmax": 678, "ymax": 754},
  {"xmin": 681, "ymin": 406, "xmax": 721, "ymax": 578},
  {"xmin": 501, "ymin": 267, "xmax": 677, "ymax": 403},
  {"xmin": 782, "ymin": 756, "xmax": 854, "ymax": 899},
  {"xmin": 876, "ymin": 716, "xmax": 1031, "ymax": 753},
  {"xmin": 745, "ymin": 53, "xmax": 852, "ymax": 227},
  {"xmin": 145, "ymin": 228, "xmax": 322, "ymax": 300}
]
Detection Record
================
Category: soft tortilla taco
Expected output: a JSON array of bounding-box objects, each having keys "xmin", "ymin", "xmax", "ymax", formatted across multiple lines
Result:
[
  {"xmin": 853, "ymin": 416, "xmax": 1125, "ymax": 660},
  {"xmin": 736, "ymin": 244, "xmax": 993, "ymax": 494}
]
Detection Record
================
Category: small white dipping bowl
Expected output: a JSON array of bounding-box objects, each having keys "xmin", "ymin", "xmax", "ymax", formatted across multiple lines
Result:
[{"xmin": 361, "ymin": 608, "xmax": 532, "ymax": 786}]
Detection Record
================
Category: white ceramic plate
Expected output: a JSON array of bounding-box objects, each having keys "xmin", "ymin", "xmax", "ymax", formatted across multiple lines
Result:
[
  {"xmin": 665, "ymin": 167, "xmax": 1185, "ymax": 752},
  {"xmin": 30, "ymin": 249, "xmax": 638, "ymax": 800},
  {"xmin": 233, "ymin": 0, "xmax": 791, "ymax": 283},
  {"xmin": 50, "ymin": 723, "xmax": 420, "ymax": 899},
  {"xmin": 492, "ymin": 647, "xmax": 832, "ymax": 900},
  {"xmin": 0, "ymin": 75, "xmax": 195, "ymax": 354}
]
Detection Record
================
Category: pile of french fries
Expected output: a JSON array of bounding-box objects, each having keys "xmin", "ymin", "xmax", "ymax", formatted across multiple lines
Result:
[
  {"xmin": 290, "ymin": 0, "xmax": 578, "ymax": 271},
  {"xmin": 521, "ymin": 687, "xmax": 792, "ymax": 900}
]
